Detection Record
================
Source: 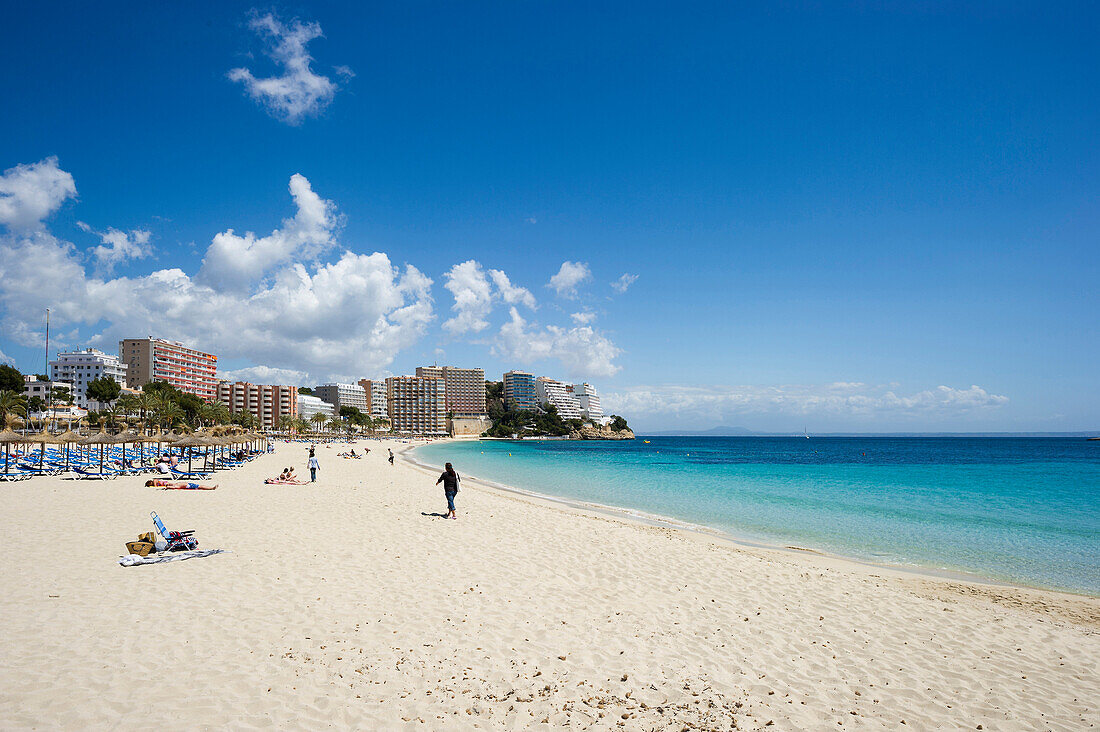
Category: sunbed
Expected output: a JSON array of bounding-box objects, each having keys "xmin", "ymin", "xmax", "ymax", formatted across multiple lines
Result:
[{"xmin": 150, "ymin": 511, "xmax": 198, "ymax": 551}]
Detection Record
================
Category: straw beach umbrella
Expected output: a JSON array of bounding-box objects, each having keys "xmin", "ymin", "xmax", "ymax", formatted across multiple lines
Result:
[
  {"xmin": 54, "ymin": 430, "xmax": 81, "ymax": 472},
  {"xmin": 78, "ymin": 428, "xmax": 119, "ymax": 473},
  {"xmin": 0, "ymin": 428, "xmax": 29, "ymax": 474},
  {"xmin": 170, "ymin": 433, "xmax": 217, "ymax": 474},
  {"xmin": 26, "ymin": 429, "xmax": 60, "ymax": 470}
]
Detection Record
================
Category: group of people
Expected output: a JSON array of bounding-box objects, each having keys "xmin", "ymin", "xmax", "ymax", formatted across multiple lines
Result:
[{"xmin": 264, "ymin": 443, "xmax": 462, "ymax": 518}]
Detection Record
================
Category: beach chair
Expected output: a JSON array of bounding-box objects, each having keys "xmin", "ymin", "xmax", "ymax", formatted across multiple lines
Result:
[
  {"xmin": 73, "ymin": 466, "xmax": 118, "ymax": 480},
  {"xmin": 170, "ymin": 467, "xmax": 209, "ymax": 479},
  {"xmin": 0, "ymin": 471, "xmax": 32, "ymax": 482},
  {"xmin": 150, "ymin": 511, "xmax": 198, "ymax": 551}
]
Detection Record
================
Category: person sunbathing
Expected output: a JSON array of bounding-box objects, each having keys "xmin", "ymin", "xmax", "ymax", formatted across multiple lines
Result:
[{"xmin": 146, "ymin": 479, "xmax": 217, "ymax": 490}]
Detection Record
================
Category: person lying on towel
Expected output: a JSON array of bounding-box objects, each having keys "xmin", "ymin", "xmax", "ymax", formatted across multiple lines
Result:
[{"xmin": 146, "ymin": 479, "xmax": 217, "ymax": 490}]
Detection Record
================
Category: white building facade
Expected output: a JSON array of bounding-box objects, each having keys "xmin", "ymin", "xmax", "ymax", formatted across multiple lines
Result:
[
  {"xmin": 297, "ymin": 394, "xmax": 336, "ymax": 422},
  {"xmin": 314, "ymin": 383, "xmax": 369, "ymax": 413},
  {"xmin": 535, "ymin": 377, "xmax": 583, "ymax": 420},
  {"xmin": 572, "ymin": 382, "xmax": 604, "ymax": 421},
  {"xmin": 49, "ymin": 348, "xmax": 128, "ymax": 408}
]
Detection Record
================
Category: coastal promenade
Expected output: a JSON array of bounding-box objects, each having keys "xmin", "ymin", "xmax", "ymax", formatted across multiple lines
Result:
[{"xmin": 0, "ymin": 439, "xmax": 1096, "ymax": 729}]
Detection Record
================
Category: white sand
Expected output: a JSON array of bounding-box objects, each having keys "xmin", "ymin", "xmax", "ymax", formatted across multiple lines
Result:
[{"xmin": 0, "ymin": 439, "xmax": 1096, "ymax": 730}]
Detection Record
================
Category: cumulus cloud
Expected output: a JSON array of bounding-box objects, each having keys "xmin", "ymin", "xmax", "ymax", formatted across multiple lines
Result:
[
  {"xmin": 602, "ymin": 383, "xmax": 1009, "ymax": 423},
  {"xmin": 0, "ymin": 161, "xmax": 433, "ymax": 382},
  {"xmin": 0, "ymin": 346, "xmax": 14, "ymax": 366},
  {"xmin": 78, "ymin": 222, "xmax": 152, "ymax": 271},
  {"xmin": 220, "ymin": 364, "xmax": 310, "ymax": 385},
  {"xmin": 442, "ymin": 260, "xmax": 494, "ymax": 335},
  {"xmin": 228, "ymin": 12, "xmax": 345, "ymax": 125},
  {"xmin": 489, "ymin": 269, "xmax": 536, "ymax": 309},
  {"xmin": 570, "ymin": 311, "xmax": 596, "ymax": 325},
  {"xmin": 548, "ymin": 261, "xmax": 591, "ymax": 299},
  {"xmin": 198, "ymin": 173, "xmax": 340, "ymax": 291},
  {"xmin": 493, "ymin": 307, "xmax": 621, "ymax": 378},
  {"xmin": 611, "ymin": 273, "xmax": 638, "ymax": 294},
  {"xmin": 442, "ymin": 262, "xmax": 538, "ymax": 335},
  {"xmin": 0, "ymin": 156, "xmax": 76, "ymax": 231}
]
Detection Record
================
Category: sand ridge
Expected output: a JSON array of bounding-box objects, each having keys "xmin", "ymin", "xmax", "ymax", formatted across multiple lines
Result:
[{"xmin": 0, "ymin": 439, "xmax": 1096, "ymax": 730}]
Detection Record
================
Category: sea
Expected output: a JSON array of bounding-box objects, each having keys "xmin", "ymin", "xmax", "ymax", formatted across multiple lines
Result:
[{"xmin": 412, "ymin": 436, "xmax": 1100, "ymax": 596}]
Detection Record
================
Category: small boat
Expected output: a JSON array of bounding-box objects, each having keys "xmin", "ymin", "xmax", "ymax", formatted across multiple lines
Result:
[{"xmin": 643, "ymin": 440, "xmax": 651, "ymax": 443}]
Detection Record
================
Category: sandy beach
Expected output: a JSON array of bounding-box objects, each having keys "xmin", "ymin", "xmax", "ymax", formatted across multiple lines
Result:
[{"xmin": 1, "ymin": 439, "xmax": 1096, "ymax": 730}]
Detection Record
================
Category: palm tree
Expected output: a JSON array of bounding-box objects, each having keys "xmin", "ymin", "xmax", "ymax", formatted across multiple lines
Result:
[
  {"xmin": 116, "ymin": 393, "xmax": 140, "ymax": 419},
  {"xmin": 327, "ymin": 416, "xmax": 344, "ymax": 433},
  {"xmin": 310, "ymin": 412, "xmax": 327, "ymax": 433},
  {"xmin": 159, "ymin": 402, "xmax": 184, "ymax": 429},
  {"xmin": 0, "ymin": 390, "xmax": 27, "ymax": 421},
  {"xmin": 135, "ymin": 392, "xmax": 157, "ymax": 431},
  {"xmin": 209, "ymin": 402, "xmax": 231, "ymax": 425},
  {"xmin": 276, "ymin": 414, "xmax": 295, "ymax": 434}
]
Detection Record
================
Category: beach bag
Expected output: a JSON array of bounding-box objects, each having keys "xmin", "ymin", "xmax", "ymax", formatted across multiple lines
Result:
[
  {"xmin": 126, "ymin": 541, "xmax": 154, "ymax": 557},
  {"xmin": 138, "ymin": 532, "xmax": 156, "ymax": 544}
]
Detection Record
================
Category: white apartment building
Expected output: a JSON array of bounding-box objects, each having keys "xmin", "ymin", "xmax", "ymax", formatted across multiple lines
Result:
[
  {"xmin": 23, "ymin": 375, "xmax": 74, "ymax": 406},
  {"xmin": 572, "ymin": 382, "xmax": 604, "ymax": 420},
  {"xmin": 50, "ymin": 348, "xmax": 128, "ymax": 408},
  {"xmin": 357, "ymin": 379, "xmax": 389, "ymax": 418},
  {"xmin": 535, "ymin": 377, "xmax": 583, "ymax": 420},
  {"xmin": 314, "ymin": 383, "xmax": 368, "ymax": 413},
  {"xmin": 297, "ymin": 394, "xmax": 336, "ymax": 422}
]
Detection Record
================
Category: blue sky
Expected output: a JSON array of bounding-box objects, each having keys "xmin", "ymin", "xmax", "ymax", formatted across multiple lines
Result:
[{"xmin": 0, "ymin": 1, "xmax": 1096, "ymax": 432}]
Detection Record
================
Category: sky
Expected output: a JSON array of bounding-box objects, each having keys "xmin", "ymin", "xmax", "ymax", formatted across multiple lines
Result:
[{"xmin": 0, "ymin": 1, "xmax": 1097, "ymax": 433}]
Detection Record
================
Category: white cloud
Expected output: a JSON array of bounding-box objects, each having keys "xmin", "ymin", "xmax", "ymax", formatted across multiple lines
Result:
[
  {"xmin": 442, "ymin": 262, "xmax": 537, "ymax": 335},
  {"xmin": 548, "ymin": 261, "xmax": 591, "ymax": 299},
  {"xmin": 570, "ymin": 311, "xmax": 596, "ymax": 325},
  {"xmin": 602, "ymin": 383, "xmax": 1009, "ymax": 423},
  {"xmin": 220, "ymin": 364, "xmax": 310, "ymax": 385},
  {"xmin": 228, "ymin": 12, "xmax": 344, "ymax": 125},
  {"xmin": 0, "ymin": 161, "xmax": 433, "ymax": 382},
  {"xmin": 198, "ymin": 173, "xmax": 340, "ymax": 291},
  {"xmin": 0, "ymin": 347, "xmax": 14, "ymax": 366},
  {"xmin": 0, "ymin": 157, "xmax": 77, "ymax": 231},
  {"xmin": 442, "ymin": 260, "xmax": 494, "ymax": 335},
  {"xmin": 78, "ymin": 222, "xmax": 153, "ymax": 271},
  {"xmin": 493, "ymin": 307, "xmax": 621, "ymax": 378},
  {"xmin": 489, "ymin": 269, "xmax": 536, "ymax": 309},
  {"xmin": 611, "ymin": 273, "xmax": 638, "ymax": 294}
]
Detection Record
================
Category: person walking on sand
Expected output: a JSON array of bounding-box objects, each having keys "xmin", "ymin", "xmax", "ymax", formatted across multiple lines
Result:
[
  {"xmin": 388, "ymin": 448, "xmax": 395, "ymax": 466},
  {"xmin": 308, "ymin": 452, "xmax": 320, "ymax": 483},
  {"xmin": 435, "ymin": 462, "xmax": 461, "ymax": 519}
]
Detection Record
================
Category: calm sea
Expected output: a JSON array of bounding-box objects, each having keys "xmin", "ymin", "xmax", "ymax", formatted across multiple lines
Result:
[{"xmin": 412, "ymin": 437, "xmax": 1100, "ymax": 595}]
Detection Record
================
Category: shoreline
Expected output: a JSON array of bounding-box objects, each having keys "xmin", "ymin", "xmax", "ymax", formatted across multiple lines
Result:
[{"xmin": 404, "ymin": 438, "xmax": 1100, "ymax": 601}]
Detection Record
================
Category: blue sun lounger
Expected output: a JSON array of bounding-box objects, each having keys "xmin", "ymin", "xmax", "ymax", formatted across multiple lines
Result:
[{"xmin": 150, "ymin": 511, "xmax": 198, "ymax": 551}]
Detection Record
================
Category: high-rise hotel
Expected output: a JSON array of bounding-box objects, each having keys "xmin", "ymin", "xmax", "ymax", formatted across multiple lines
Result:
[
  {"xmin": 216, "ymin": 381, "xmax": 298, "ymax": 430},
  {"xmin": 503, "ymin": 370, "xmax": 537, "ymax": 410},
  {"xmin": 386, "ymin": 375, "xmax": 446, "ymax": 435},
  {"xmin": 119, "ymin": 337, "xmax": 218, "ymax": 401},
  {"xmin": 415, "ymin": 366, "xmax": 487, "ymax": 417}
]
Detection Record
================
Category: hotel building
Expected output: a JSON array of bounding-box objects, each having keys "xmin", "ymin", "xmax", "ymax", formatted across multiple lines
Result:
[
  {"xmin": 572, "ymin": 382, "xmax": 604, "ymax": 421},
  {"xmin": 415, "ymin": 366, "xmax": 487, "ymax": 417},
  {"xmin": 314, "ymin": 383, "xmax": 369, "ymax": 413},
  {"xmin": 503, "ymin": 370, "xmax": 537, "ymax": 410},
  {"xmin": 297, "ymin": 394, "xmax": 336, "ymax": 422},
  {"xmin": 119, "ymin": 337, "xmax": 218, "ymax": 401},
  {"xmin": 356, "ymin": 379, "xmax": 389, "ymax": 418},
  {"xmin": 385, "ymin": 375, "xmax": 446, "ymax": 435},
  {"xmin": 49, "ymin": 348, "xmax": 128, "ymax": 408},
  {"xmin": 535, "ymin": 377, "xmax": 583, "ymax": 420},
  {"xmin": 216, "ymin": 381, "xmax": 298, "ymax": 431}
]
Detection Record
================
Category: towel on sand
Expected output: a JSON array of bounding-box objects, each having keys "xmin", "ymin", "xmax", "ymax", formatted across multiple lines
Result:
[{"xmin": 119, "ymin": 549, "xmax": 229, "ymax": 566}]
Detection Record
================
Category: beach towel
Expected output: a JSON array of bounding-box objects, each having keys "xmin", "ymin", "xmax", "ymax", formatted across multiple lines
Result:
[{"xmin": 118, "ymin": 549, "xmax": 229, "ymax": 566}]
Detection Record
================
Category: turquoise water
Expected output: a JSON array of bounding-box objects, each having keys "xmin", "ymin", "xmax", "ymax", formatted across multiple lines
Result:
[{"xmin": 413, "ymin": 437, "xmax": 1100, "ymax": 595}]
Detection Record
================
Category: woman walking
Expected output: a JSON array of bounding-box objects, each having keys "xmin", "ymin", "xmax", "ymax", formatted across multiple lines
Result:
[
  {"xmin": 435, "ymin": 462, "xmax": 460, "ymax": 519},
  {"xmin": 308, "ymin": 450, "xmax": 320, "ymax": 483}
]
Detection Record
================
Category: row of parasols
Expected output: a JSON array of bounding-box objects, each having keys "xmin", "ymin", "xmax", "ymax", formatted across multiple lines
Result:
[{"xmin": 0, "ymin": 428, "xmax": 270, "ymax": 475}]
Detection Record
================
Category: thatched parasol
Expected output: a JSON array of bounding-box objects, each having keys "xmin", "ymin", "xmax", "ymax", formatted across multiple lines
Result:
[
  {"xmin": 78, "ymin": 428, "xmax": 120, "ymax": 473},
  {"xmin": 54, "ymin": 430, "xmax": 82, "ymax": 471},
  {"xmin": 170, "ymin": 433, "xmax": 218, "ymax": 473},
  {"xmin": 0, "ymin": 428, "xmax": 30, "ymax": 473}
]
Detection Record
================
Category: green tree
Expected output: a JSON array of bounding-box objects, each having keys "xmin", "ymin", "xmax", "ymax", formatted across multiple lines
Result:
[
  {"xmin": 50, "ymin": 385, "xmax": 73, "ymax": 405},
  {"xmin": 0, "ymin": 365, "xmax": 24, "ymax": 393},
  {"xmin": 310, "ymin": 412, "xmax": 328, "ymax": 432},
  {"xmin": 0, "ymin": 390, "xmax": 27, "ymax": 420},
  {"xmin": 86, "ymin": 377, "xmax": 122, "ymax": 405},
  {"xmin": 298, "ymin": 386, "xmax": 314, "ymax": 395},
  {"xmin": 609, "ymin": 415, "xmax": 629, "ymax": 432},
  {"xmin": 27, "ymin": 395, "xmax": 45, "ymax": 415}
]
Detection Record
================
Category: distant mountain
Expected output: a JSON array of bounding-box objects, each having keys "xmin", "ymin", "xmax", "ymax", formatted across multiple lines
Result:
[{"xmin": 651, "ymin": 426, "xmax": 761, "ymax": 436}]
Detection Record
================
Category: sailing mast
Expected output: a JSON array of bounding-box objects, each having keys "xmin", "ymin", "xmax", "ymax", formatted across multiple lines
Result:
[{"xmin": 44, "ymin": 308, "xmax": 51, "ymax": 418}]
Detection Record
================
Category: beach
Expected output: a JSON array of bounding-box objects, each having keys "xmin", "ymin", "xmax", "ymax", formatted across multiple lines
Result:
[{"xmin": 1, "ymin": 439, "xmax": 1096, "ymax": 730}]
